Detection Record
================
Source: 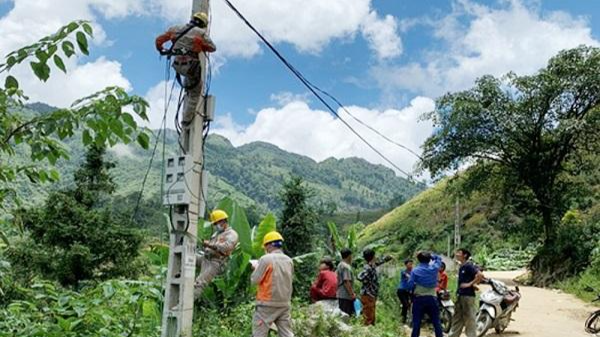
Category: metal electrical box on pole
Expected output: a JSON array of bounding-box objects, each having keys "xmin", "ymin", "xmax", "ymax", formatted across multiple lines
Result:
[{"xmin": 160, "ymin": 0, "xmax": 212, "ymax": 336}]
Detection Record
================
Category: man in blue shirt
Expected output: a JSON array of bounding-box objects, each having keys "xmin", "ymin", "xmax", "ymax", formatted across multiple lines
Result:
[
  {"xmin": 396, "ymin": 258, "xmax": 414, "ymax": 324},
  {"xmin": 408, "ymin": 251, "xmax": 443, "ymax": 337}
]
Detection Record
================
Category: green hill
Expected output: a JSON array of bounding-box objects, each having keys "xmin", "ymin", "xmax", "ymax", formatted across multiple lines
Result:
[
  {"xmin": 357, "ymin": 178, "xmax": 512, "ymax": 257},
  {"xmin": 9, "ymin": 104, "xmax": 422, "ymax": 217}
]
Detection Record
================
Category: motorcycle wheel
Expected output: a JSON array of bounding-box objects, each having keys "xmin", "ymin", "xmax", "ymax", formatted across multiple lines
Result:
[
  {"xmin": 585, "ymin": 310, "xmax": 600, "ymax": 334},
  {"xmin": 494, "ymin": 313, "xmax": 511, "ymax": 334},
  {"xmin": 476, "ymin": 311, "xmax": 493, "ymax": 337},
  {"xmin": 441, "ymin": 309, "xmax": 453, "ymax": 333}
]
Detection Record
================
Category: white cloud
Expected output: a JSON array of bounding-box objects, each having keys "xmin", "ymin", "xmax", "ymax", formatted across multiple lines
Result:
[
  {"xmin": 143, "ymin": 80, "xmax": 179, "ymax": 130},
  {"xmin": 373, "ymin": 0, "xmax": 600, "ymax": 97},
  {"xmin": 212, "ymin": 96, "xmax": 434, "ymax": 176},
  {"xmin": 0, "ymin": 0, "xmax": 140, "ymax": 107},
  {"xmin": 0, "ymin": 0, "xmax": 144, "ymax": 54},
  {"xmin": 11, "ymin": 57, "xmax": 131, "ymax": 108},
  {"xmin": 269, "ymin": 91, "xmax": 311, "ymax": 106},
  {"xmin": 361, "ymin": 11, "xmax": 402, "ymax": 60},
  {"xmin": 149, "ymin": 0, "xmax": 401, "ymax": 60}
]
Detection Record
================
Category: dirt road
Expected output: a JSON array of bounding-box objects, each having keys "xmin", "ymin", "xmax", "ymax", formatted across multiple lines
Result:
[{"xmin": 473, "ymin": 271, "xmax": 595, "ymax": 337}]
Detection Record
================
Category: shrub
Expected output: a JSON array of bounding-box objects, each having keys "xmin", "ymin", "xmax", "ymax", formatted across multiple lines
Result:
[{"xmin": 0, "ymin": 279, "xmax": 162, "ymax": 337}]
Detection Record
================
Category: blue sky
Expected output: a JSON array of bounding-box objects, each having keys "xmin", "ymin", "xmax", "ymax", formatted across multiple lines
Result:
[{"xmin": 1, "ymin": 0, "xmax": 599, "ymax": 177}]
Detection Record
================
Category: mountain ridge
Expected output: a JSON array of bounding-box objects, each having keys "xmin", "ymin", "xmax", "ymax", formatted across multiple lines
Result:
[{"xmin": 12, "ymin": 103, "xmax": 423, "ymax": 214}]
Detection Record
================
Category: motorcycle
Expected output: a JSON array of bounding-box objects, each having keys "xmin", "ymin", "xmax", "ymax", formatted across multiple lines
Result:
[
  {"xmin": 476, "ymin": 278, "xmax": 521, "ymax": 337},
  {"xmin": 438, "ymin": 290, "xmax": 455, "ymax": 333}
]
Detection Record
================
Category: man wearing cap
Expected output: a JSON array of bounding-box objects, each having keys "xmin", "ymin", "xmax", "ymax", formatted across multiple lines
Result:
[
  {"xmin": 193, "ymin": 209, "xmax": 239, "ymax": 299},
  {"xmin": 251, "ymin": 231, "xmax": 294, "ymax": 337}
]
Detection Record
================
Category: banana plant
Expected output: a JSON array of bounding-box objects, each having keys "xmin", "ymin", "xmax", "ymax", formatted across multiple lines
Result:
[
  {"xmin": 201, "ymin": 199, "xmax": 281, "ymax": 308},
  {"xmin": 326, "ymin": 221, "xmax": 358, "ymax": 258},
  {"xmin": 251, "ymin": 213, "xmax": 276, "ymax": 258},
  {"xmin": 215, "ymin": 198, "xmax": 252, "ymax": 255}
]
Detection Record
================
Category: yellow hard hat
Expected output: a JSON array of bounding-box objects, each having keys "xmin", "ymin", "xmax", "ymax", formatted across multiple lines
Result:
[
  {"xmin": 193, "ymin": 12, "xmax": 209, "ymax": 26},
  {"xmin": 209, "ymin": 209, "xmax": 228, "ymax": 224},
  {"xmin": 263, "ymin": 231, "xmax": 284, "ymax": 246}
]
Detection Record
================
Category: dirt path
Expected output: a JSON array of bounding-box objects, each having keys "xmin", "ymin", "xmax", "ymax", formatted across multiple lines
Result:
[{"xmin": 472, "ymin": 270, "xmax": 595, "ymax": 337}]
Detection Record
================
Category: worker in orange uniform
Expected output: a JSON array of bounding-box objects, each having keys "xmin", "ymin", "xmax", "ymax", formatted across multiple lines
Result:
[
  {"xmin": 193, "ymin": 209, "xmax": 238, "ymax": 299},
  {"xmin": 251, "ymin": 232, "xmax": 294, "ymax": 337},
  {"xmin": 155, "ymin": 12, "xmax": 216, "ymax": 122}
]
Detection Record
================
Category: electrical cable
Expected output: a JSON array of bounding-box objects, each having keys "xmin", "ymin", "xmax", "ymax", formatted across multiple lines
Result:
[
  {"xmin": 220, "ymin": 0, "xmax": 413, "ymax": 179},
  {"xmin": 311, "ymin": 86, "xmax": 423, "ymax": 160},
  {"xmin": 130, "ymin": 59, "xmax": 175, "ymax": 222}
]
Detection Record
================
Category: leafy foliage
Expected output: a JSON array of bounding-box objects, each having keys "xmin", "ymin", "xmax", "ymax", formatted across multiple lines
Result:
[
  {"xmin": 0, "ymin": 21, "xmax": 150, "ymax": 209},
  {"xmin": 421, "ymin": 46, "xmax": 600, "ymax": 248},
  {"xmin": 326, "ymin": 222, "xmax": 359, "ymax": 258},
  {"xmin": 251, "ymin": 213, "xmax": 276, "ymax": 258},
  {"xmin": 7, "ymin": 145, "xmax": 143, "ymax": 286},
  {"xmin": 0, "ymin": 279, "xmax": 162, "ymax": 337},
  {"xmin": 280, "ymin": 176, "xmax": 318, "ymax": 257}
]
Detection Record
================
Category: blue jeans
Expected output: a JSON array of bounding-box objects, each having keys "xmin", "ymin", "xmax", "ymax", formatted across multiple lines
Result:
[{"xmin": 411, "ymin": 295, "xmax": 443, "ymax": 337}]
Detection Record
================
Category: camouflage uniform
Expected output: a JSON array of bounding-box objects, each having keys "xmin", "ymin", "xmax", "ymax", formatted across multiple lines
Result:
[{"xmin": 194, "ymin": 226, "xmax": 238, "ymax": 298}]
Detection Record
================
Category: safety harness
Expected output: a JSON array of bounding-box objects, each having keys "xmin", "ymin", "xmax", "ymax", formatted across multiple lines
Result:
[{"xmin": 158, "ymin": 21, "xmax": 204, "ymax": 90}]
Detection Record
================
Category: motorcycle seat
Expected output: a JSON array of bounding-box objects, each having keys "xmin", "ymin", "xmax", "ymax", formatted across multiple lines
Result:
[{"xmin": 504, "ymin": 292, "xmax": 520, "ymax": 304}]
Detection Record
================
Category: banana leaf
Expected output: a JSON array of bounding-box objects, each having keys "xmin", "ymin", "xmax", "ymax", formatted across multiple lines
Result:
[
  {"xmin": 347, "ymin": 225, "xmax": 357, "ymax": 252},
  {"xmin": 216, "ymin": 198, "xmax": 252, "ymax": 255},
  {"xmin": 251, "ymin": 213, "xmax": 276, "ymax": 258},
  {"xmin": 327, "ymin": 221, "xmax": 342, "ymax": 252}
]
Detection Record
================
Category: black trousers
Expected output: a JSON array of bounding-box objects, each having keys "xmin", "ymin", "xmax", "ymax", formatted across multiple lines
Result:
[
  {"xmin": 397, "ymin": 289, "xmax": 411, "ymax": 323},
  {"xmin": 338, "ymin": 298, "xmax": 355, "ymax": 316}
]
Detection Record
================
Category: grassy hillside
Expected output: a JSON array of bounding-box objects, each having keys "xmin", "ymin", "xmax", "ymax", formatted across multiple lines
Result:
[
  {"xmin": 8, "ymin": 104, "xmax": 422, "ymax": 215},
  {"xmin": 358, "ymin": 178, "xmax": 512, "ymax": 257}
]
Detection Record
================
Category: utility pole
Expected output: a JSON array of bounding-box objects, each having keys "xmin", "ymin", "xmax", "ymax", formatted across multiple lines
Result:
[
  {"xmin": 160, "ymin": 0, "xmax": 213, "ymax": 336},
  {"xmin": 454, "ymin": 197, "xmax": 461, "ymax": 251}
]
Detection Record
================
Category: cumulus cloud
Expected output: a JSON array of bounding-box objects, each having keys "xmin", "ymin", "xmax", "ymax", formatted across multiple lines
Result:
[
  {"xmin": 373, "ymin": 0, "xmax": 600, "ymax": 97},
  {"xmin": 149, "ymin": 0, "xmax": 401, "ymax": 60},
  {"xmin": 212, "ymin": 96, "xmax": 434, "ymax": 176},
  {"xmin": 143, "ymin": 80, "xmax": 179, "ymax": 130},
  {"xmin": 361, "ymin": 11, "xmax": 402, "ymax": 60},
  {"xmin": 17, "ymin": 57, "xmax": 131, "ymax": 108},
  {"xmin": 0, "ymin": 0, "xmax": 139, "ymax": 107}
]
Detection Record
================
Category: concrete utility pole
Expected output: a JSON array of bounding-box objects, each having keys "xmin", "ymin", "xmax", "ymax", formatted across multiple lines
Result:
[
  {"xmin": 160, "ymin": 0, "xmax": 213, "ymax": 336},
  {"xmin": 454, "ymin": 197, "xmax": 461, "ymax": 251}
]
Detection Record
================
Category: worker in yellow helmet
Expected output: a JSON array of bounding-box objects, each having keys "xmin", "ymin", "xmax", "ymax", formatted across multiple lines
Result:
[
  {"xmin": 155, "ymin": 11, "xmax": 216, "ymax": 124},
  {"xmin": 194, "ymin": 209, "xmax": 239, "ymax": 299},
  {"xmin": 250, "ymin": 231, "xmax": 294, "ymax": 337}
]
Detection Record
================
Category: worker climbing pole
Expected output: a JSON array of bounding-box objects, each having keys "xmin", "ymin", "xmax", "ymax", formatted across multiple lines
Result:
[{"xmin": 155, "ymin": 0, "xmax": 216, "ymax": 336}]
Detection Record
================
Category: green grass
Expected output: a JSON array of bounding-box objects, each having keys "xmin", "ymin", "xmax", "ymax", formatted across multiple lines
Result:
[
  {"xmin": 556, "ymin": 268, "xmax": 600, "ymax": 305},
  {"xmin": 357, "ymin": 178, "xmax": 516, "ymax": 257}
]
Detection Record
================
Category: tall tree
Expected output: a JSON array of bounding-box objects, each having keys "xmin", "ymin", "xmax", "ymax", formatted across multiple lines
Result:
[
  {"xmin": 421, "ymin": 46, "xmax": 600, "ymax": 247},
  {"xmin": 9, "ymin": 145, "xmax": 142, "ymax": 286},
  {"xmin": 73, "ymin": 144, "xmax": 116, "ymax": 207},
  {"xmin": 279, "ymin": 176, "xmax": 317, "ymax": 256}
]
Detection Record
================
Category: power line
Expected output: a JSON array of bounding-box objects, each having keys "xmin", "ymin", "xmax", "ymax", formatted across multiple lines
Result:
[
  {"xmin": 220, "ymin": 0, "xmax": 413, "ymax": 179},
  {"xmin": 311, "ymin": 86, "xmax": 423, "ymax": 160},
  {"xmin": 130, "ymin": 60, "xmax": 175, "ymax": 222}
]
